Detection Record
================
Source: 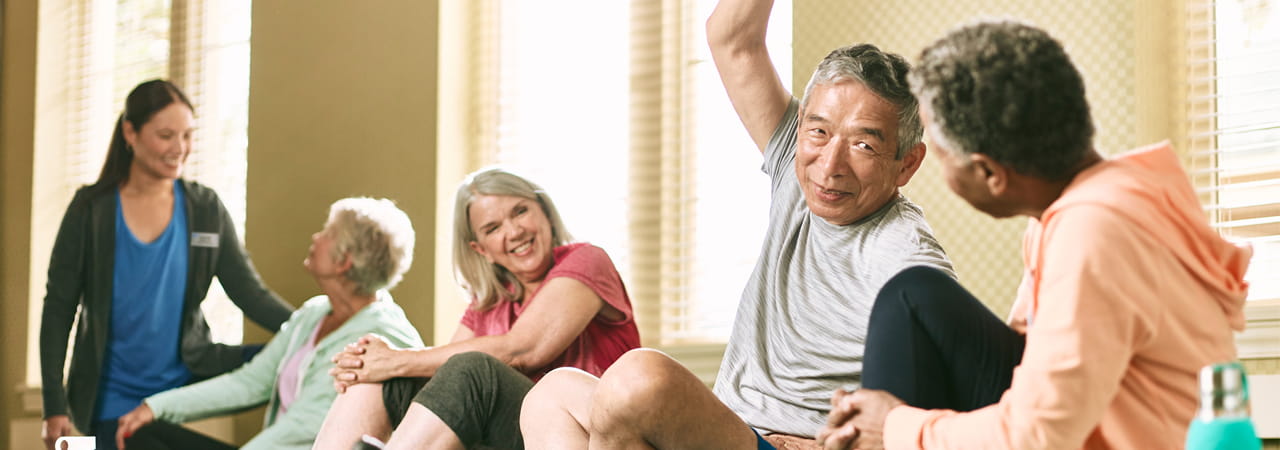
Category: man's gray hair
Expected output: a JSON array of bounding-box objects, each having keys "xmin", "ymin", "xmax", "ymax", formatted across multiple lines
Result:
[
  {"xmin": 799, "ymin": 43, "xmax": 922, "ymax": 159},
  {"xmin": 327, "ymin": 197, "xmax": 416, "ymax": 295}
]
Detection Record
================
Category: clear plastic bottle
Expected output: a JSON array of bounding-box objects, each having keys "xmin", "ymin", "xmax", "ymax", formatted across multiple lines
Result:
[{"xmin": 1185, "ymin": 361, "xmax": 1261, "ymax": 450}]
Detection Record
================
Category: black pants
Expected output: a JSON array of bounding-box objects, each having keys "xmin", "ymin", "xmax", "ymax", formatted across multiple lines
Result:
[
  {"xmin": 86, "ymin": 346, "xmax": 260, "ymax": 450},
  {"xmin": 382, "ymin": 352, "xmax": 534, "ymax": 449},
  {"xmin": 91, "ymin": 420, "xmax": 118, "ymax": 450},
  {"xmin": 122, "ymin": 421, "xmax": 235, "ymax": 450},
  {"xmin": 861, "ymin": 266, "xmax": 1026, "ymax": 411}
]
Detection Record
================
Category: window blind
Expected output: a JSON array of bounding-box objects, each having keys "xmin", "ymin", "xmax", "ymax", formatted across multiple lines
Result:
[
  {"xmin": 630, "ymin": 0, "xmax": 692, "ymax": 344},
  {"xmin": 642, "ymin": 0, "xmax": 790, "ymax": 344},
  {"xmin": 476, "ymin": 0, "xmax": 634, "ymax": 327},
  {"xmin": 1187, "ymin": 0, "xmax": 1280, "ymax": 302},
  {"xmin": 681, "ymin": 0, "xmax": 788, "ymax": 343},
  {"xmin": 172, "ymin": 0, "xmax": 254, "ymax": 344}
]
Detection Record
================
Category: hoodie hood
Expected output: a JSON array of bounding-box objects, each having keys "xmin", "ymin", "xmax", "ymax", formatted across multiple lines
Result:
[{"xmin": 1043, "ymin": 141, "xmax": 1252, "ymax": 330}]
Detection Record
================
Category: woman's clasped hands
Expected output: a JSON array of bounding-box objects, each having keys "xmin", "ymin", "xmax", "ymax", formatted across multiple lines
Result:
[{"xmin": 329, "ymin": 333, "xmax": 416, "ymax": 392}]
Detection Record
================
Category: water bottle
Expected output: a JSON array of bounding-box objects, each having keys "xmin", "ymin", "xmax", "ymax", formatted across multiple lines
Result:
[{"xmin": 1186, "ymin": 361, "xmax": 1261, "ymax": 450}]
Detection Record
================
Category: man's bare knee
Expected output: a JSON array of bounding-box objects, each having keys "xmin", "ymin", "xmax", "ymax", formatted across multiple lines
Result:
[
  {"xmin": 523, "ymin": 368, "xmax": 592, "ymax": 413},
  {"xmin": 600, "ymin": 349, "xmax": 693, "ymax": 391},
  {"xmin": 522, "ymin": 368, "xmax": 597, "ymax": 439},
  {"xmin": 534, "ymin": 367, "xmax": 596, "ymax": 392},
  {"xmin": 589, "ymin": 349, "xmax": 697, "ymax": 430}
]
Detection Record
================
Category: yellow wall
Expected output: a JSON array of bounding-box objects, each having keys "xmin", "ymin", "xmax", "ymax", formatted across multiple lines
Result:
[
  {"xmin": 2, "ymin": 0, "xmax": 40, "ymax": 447},
  {"xmin": 239, "ymin": 0, "xmax": 440, "ymax": 443}
]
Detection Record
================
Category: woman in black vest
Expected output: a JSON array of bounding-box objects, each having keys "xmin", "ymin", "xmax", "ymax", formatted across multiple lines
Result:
[{"xmin": 39, "ymin": 79, "xmax": 295, "ymax": 450}]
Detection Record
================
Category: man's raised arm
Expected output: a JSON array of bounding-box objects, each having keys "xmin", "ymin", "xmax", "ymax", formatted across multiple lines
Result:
[{"xmin": 706, "ymin": 0, "xmax": 794, "ymax": 153}]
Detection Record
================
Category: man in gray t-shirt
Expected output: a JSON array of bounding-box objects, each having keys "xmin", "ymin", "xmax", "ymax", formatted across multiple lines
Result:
[
  {"xmin": 518, "ymin": 0, "xmax": 952, "ymax": 447},
  {"xmin": 713, "ymin": 96, "xmax": 952, "ymax": 439}
]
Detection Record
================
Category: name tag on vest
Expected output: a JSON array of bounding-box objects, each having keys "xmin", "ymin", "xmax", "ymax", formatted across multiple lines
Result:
[{"xmin": 192, "ymin": 232, "xmax": 220, "ymax": 248}]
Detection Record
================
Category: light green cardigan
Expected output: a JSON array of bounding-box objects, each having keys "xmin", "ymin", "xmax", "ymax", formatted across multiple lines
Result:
[{"xmin": 146, "ymin": 291, "xmax": 424, "ymax": 450}]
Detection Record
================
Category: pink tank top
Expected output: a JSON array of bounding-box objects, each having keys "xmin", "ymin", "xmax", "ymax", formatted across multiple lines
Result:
[{"xmin": 275, "ymin": 320, "xmax": 322, "ymax": 415}]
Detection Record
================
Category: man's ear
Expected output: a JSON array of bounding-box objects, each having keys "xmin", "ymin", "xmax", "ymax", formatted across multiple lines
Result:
[
  {"xmin": 969, "ymin": 153, "xmax": 1009, "ymax": 197},
  {"xmin": 468, "ymin": 241, "xmax": 494, "ymax": 263},
  {"xmin": 894, "ymin": 142, "xmax": 928, "ymax": 187}
]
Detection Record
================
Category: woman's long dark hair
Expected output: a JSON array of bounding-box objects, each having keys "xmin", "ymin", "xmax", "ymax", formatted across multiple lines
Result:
[{"xmin": 87, "ymin": 79, "xmax": 194, "ymax": 194}]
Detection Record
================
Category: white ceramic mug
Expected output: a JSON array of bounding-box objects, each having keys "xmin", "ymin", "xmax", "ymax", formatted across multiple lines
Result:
[{"xmin": 55, "ymin": 436, "xmax": 96, "ymax": 450}]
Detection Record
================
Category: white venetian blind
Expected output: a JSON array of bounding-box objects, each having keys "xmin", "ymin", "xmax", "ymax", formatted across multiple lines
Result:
[
  {"xmin": 1187, "ymin": 0, "xmax": 1280, "ymax": 302},
  {"xmin": 633, "ymin": 0, "xmax": 789, "ymax": 345},
  {"xmin": 170, "ymin": 0, "xmax": 254, "ymax": 345},
  {"xmin": 481, "ymin": 0, "xmax": 633, "ymax": 297},
  {"xmin": 680, "ymin": 0, "xmax": 789, "ymax": 342},
  {"xmin": 28, "ymin": 0, "xmax": 253, "ymax": 385}
]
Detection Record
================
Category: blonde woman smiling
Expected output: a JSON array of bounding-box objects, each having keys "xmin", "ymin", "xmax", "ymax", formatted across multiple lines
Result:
[{"xmin": 313, "ymin": 168, "xmax": 640, "ymax": 450}]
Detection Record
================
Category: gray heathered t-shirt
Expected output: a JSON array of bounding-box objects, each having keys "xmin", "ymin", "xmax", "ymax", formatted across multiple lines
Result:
[{"xmin": 711, "ymin": 99, "xmax": 954, "ymax": 437}]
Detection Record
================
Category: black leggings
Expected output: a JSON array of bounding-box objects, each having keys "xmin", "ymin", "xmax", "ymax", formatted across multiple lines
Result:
[
  {"xmin": 123, "ymin": 421, "xmax": 235, "ymax": 450},
  {"xmin": 861, "ymin": 266, "xmax": 1025, "ymax": 411}
]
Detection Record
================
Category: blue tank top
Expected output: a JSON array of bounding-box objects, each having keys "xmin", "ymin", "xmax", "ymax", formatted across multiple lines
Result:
[{"xmin": 97, "ymin": 181, "xmax": 192, "ymax": 420}]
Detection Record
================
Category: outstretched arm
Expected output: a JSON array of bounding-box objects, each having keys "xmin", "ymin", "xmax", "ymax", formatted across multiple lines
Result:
[{"xmin": 706, "ymin": 0, "xmax": 793, "ymax": 152}]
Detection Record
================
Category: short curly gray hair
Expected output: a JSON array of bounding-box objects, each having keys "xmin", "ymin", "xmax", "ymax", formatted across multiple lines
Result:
[
  {"xmin": 910, "ymin": 21, "xmax": 1095, "ymax": 181},
  {"xmin": 325, "ymin": 197, "xmax": 416, "ymax": 295},
  {"xmin": 452, "ymin": 168, "xmax": 573, "ymax": 311},
  {"xmin": 799, "ymin": 43, "xmax": 922, "ymax": 160}
]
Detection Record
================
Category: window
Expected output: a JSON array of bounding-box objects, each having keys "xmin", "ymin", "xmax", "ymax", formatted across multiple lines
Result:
[
  {"xmin": 463, "ymin": 1, "xmax": 789, "ymax": 350},
  {"xmin": 28, "ymin": 0, "xmax": 253, "ymax": 385},
  {"xmin": 1188, "ymin": 0, "xmax": 1280, "ymax": 301},
  {"xmin": 1187, "ymin": 0, "xmax": 1280, "ymax": 358},
  {"xmin": 483, "ymin": 0, "xmax": 633, "ymax": 289},
  {"xmin": 684, "ymin": 0, "xmax": 790, "ymax": 342}
]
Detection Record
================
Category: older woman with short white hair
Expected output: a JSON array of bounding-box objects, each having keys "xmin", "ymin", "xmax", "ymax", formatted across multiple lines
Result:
[{"xmin": 114, "ymin": 197, "xmax": 425, "ymax": 450}]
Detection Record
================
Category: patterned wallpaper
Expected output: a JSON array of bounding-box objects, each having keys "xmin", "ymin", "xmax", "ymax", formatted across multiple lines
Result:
[{"xmin": 1246, "ymin": 358, "xmax": 1280, "ymax": 375}]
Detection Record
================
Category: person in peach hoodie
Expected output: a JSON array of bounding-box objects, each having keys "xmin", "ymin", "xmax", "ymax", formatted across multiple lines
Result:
[{"xmin": 816, "ymin": 21, "xmax": 1252, "ymax": 450}]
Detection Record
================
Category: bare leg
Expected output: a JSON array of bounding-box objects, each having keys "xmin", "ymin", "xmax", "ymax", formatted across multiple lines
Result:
[
  {"xmin": 586, "ymin": 349, "xmax": 759, "ymax": 449},
  {"xmin": 521, "ymin": 368, "xmax": 599, "ymax": 449},
  {"xmin": 312, "ymin": 383, "xmax": 391, "ymax": 450},
  {"xmin": 382, "ymin": 403, "xmax": 464, "ymax": 450}
]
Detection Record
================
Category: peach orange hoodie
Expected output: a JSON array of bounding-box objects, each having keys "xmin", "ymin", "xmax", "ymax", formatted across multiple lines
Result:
[{"xmin": 884, "ymin": 142, "xmax": 1252, "ymax": 449}]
